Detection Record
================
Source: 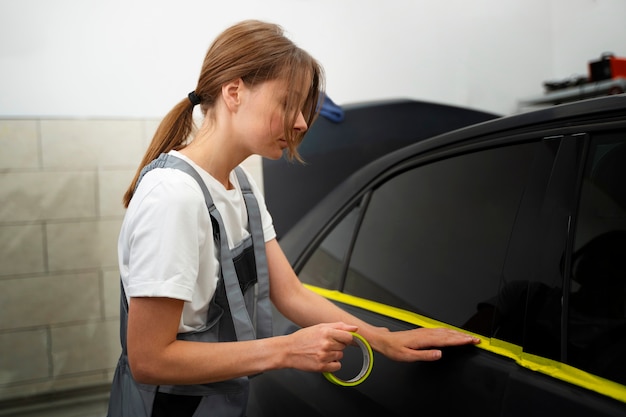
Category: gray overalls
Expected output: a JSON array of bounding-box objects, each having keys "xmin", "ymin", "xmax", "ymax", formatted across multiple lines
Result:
[{"xmin": 107, "ymin": 154, "xmax": 272, "ymax": 417}]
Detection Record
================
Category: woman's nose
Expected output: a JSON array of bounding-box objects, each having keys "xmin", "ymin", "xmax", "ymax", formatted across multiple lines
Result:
[{"xmin": 294, "ymin": 111, "xmax": 308, "ymax": 132}]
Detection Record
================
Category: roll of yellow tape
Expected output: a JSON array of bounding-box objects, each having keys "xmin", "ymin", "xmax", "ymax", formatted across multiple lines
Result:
[{"xmin": 323, "ymin": 332, "xmax": 373, "ymax": 387}]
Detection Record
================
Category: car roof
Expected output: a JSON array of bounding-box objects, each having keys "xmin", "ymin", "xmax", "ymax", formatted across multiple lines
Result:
[{"xmin": 280, "ymin": 94, "xmax": 626, "ymax": 266}]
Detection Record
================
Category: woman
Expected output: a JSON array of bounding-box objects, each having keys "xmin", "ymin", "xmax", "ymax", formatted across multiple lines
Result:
[{"xmin": 108, "ymin": 19, "xmax": 479, "ymax": 417}]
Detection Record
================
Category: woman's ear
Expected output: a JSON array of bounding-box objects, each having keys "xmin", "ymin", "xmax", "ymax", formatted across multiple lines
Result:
[{"xmin": 221, "ymin": 79, "xmax": 243, "ymax": 112}]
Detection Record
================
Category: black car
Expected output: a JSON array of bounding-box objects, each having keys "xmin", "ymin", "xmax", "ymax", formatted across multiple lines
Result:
[{"xmin": 248, "ymin": 94, "xmax": 626, "ymax": 417}]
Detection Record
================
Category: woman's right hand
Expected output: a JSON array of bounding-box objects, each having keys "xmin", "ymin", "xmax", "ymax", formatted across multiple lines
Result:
[{"xmin": 283, "ymin": 322, "xmax": 358, "ymax": 373}]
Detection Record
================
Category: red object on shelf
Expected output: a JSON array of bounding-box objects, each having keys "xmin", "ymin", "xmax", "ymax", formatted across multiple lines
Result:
[{"xmin": 589, "ymin": 54, "xmax": 626, "ymax": 81}]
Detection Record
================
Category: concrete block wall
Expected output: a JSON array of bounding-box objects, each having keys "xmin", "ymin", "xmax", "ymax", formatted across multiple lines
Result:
[{"xmin": 0, "ymin": 118, "xmax": 263, "ymax": 402}]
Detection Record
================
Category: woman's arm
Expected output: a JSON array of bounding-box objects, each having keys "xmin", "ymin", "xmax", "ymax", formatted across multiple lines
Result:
[
  {"xmin": 126, "ymin": 237, "xmax": 480, "ymax": 386},
  {"xmin": 266, "ymin": 239, "xmax": 480, "ymax": 362},
  {"xmin": 127, "ymin": 295, "xmax": 357, "ymax": 385}
]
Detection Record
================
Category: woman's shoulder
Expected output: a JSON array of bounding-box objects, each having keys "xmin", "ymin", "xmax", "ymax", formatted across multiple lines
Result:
[{"xmin": 132, "ymin": 167, "xmax": 206, "ymax": 209}]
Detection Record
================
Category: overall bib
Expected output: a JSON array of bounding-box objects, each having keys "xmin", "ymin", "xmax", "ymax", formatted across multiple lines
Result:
[{"xmin": 107, "ymin": 154, "xmax": 272, "ymax": 417}]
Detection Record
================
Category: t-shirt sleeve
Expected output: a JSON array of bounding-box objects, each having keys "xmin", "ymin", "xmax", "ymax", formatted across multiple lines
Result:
[{"xmin": 125, "ymin": 171, "xmax": 210, "ymax": 301}]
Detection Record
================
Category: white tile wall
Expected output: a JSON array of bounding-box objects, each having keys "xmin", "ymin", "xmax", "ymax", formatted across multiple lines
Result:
[
  {"xmin": 39, "ymin": 120, "xmax": 146, "ymax": 169},
  {"xmin": 0, "ymin": 118, "xmax": 264, "ymax": 403},
  {"xmin": 98, "ymin": 169, "xmax": 136, "ymax": 217},
  {"xmin": 1, "ymin": 171, "xmax": 97, "ymax": 222},
  {"xmin": 0, "ymin": 273, "xmax": 101, "ymax": 330},
  {"xmin": 0, "ymin": 329, "xmax": 49, "ymax": 385},
  {"xmin": 102, "ymin": 269, "xmax": 122, "ymax": 320},
  {"xmin": 50, "ymin": 320, "xmax": 120, "ymax": 377},
  {"xmin": 0, "ymin": 118, "xmax": 153, "ymax": 402},
  {"xmin": 0, "ymin": 224, "xmax": 46, "ymax": 276},
  {"xmin": 0, "ymin": 120, "xmax": 40, "ymax": 169},
  {"xmin": 46, "ymin": 219, "xmax": 122, "ymax": 272}
]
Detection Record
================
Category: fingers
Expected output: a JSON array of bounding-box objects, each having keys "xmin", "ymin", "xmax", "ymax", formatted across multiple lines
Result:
[
  {"xmin": 287, "ymin": 322, "xmax": 358, "ymax": 373},
  {"xmin": 421, "ymin": 329, "xmax": 480, "ymax": 347},
  {"xmin": 382, "ymin": 327, "xmax": 480, "ymax": 362},
  {"xmin": 329, "ymin": 323, "xmax": 359, "ymax": 345},
  {"xmin": 407, "ymin": 349, "xmax": 443, "ymax": 362},
  {"xmin": 416, "ymin": 328, "xmax": 481, "ymax": 348}
]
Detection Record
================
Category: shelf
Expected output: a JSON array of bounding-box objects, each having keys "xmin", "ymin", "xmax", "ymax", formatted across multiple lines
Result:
[{"xmin": 519, "ymin": 77, "xmax": 626, "ymax": 108}]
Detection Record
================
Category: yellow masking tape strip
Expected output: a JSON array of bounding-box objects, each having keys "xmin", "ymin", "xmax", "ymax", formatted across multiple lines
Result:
[
  {"xmin": 304, "ymin": 284, "xmax": 626, "ymax": 403},
  {"xmin": 323, "ymin": 332, "xmax": 373, "ymax": 387}
]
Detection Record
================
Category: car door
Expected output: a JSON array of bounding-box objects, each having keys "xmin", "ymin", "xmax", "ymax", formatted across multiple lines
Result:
[
  {"xmin": 329, "ymin": 138, "xmax": 557, "ymax": 416},
  {"xmin": 341, "ymin": 132, "xmax": 626, "ymax": 415},
  {"xmin": 247, "ymin": 136, "xmax": 560, "ymax": 417},
  {"xmin": 248, "ymin": 130, "xmax": 626, "ymax": 416}
]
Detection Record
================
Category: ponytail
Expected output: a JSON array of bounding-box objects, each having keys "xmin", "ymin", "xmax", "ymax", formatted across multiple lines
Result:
[{"xmin": 122, "ymin": 98, "xmax": 196, "ymax": 207}]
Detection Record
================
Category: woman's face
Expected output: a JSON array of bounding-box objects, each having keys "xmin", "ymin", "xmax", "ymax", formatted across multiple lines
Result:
[{"xmin": 236, "ymin": 78, "xmax": 308, "ymax": 160}]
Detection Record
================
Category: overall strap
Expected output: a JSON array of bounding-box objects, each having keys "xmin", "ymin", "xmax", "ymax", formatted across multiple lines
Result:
[{"xmin": 234, "ymin": 168, "xmax": 272, "ymax": 339}]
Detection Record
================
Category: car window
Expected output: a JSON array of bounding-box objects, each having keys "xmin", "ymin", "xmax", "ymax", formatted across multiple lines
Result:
[
  {"xmin": 568, "ymin": 132, "xmax": 626, "ymax": 385},
  {"xmin": 493, "ymin": 136, "xmax": 579, "ymax": 360},
  {"xmin": 299, "ymin": 205, "xmax": 361, "ymax": 291},
  {"xmin": 343, "ymin": 142, "xmax": 544, "ymax": 329}
]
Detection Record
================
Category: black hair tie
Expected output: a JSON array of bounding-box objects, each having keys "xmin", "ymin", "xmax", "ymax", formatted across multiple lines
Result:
[{"xmin": 188, "ymin": 91, "xmax": 201, "ymax": 106}]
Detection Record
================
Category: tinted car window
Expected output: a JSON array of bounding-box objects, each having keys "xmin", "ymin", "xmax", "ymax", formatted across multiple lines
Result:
[
  {"xmin": 343, "ymin": 142, "xmax": 542, "ymax": 329},
  {"xmin": 568, "ymin": 133, "xmax": 626, "ymax": 384},
  {"xmin": 299, "ymin": 206, "xmax": 361, "ymax": 290},
  {"xmin": 493, "ymin": 136, "xmax": 578, "ymax": 359}
]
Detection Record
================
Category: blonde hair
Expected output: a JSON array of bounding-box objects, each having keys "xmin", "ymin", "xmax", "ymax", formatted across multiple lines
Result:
[{"xmin": 123, "ymin": 20, "xmax": 324, "ymax": 207}]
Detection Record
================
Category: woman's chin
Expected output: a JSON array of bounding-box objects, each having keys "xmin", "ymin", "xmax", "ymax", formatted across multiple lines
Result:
[{"xmin": 263, "ymin": 149, "xmax": 286, "ymax": 160}]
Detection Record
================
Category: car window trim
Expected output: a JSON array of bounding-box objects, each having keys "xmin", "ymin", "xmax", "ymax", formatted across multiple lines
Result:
[
  {"xmin": 337, "ymin": 191, "xmax": 372, "ymax": 292},
  {"xmin": 559, "ymin": 133, "xmax": 590, "ymax": 361}
]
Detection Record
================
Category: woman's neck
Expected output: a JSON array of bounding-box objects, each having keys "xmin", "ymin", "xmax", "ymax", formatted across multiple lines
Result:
[{"xmin": 179, "ymin": 130, "xmax": 249, "ymax": 190}]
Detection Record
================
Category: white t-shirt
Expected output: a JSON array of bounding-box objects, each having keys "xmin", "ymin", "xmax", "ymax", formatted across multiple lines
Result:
[{"xmin": 118, "ymin": 150, "xmax": 276, "ymax": 333}]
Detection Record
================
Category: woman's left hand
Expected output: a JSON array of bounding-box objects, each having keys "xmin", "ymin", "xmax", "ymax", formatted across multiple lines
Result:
[{"xmin": 374, "ymin": 327, "xmax": 480, "ymax": 362}]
